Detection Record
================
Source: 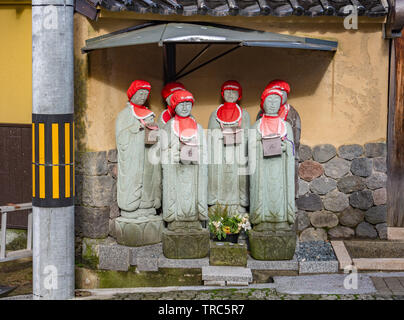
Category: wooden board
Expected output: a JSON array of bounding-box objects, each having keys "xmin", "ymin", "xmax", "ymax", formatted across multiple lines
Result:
[
  {"xmin": 0, "ymin": 124, "xmax": 31, "ymax": 229},
  {"xmin": 387, "ymin": 33, "xmax": 404, "ymax": 227}
]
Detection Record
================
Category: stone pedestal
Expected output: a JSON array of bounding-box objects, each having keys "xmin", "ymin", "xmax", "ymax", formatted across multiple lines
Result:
[
  {"xmin": 162, "ymin": 228, "xmax": 209, "ymax": 259},
  {"xmin": 249, "ymin": 229, "xmax": 296, "ymax": 260},
  {"xmin": 209, "ymin": 241, "xmax": 247, "ymax": 266},
  {"xmin": 115, "ymin": 215, "xmax": 163, "ymax": 247}
]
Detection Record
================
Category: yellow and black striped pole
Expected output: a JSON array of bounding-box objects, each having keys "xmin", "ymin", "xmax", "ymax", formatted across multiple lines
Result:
[{"xmin": 32, "ymin": 114, "xmax": 74, "ymax": 207}]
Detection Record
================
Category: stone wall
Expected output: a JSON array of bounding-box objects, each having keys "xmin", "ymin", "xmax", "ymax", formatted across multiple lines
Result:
[
  {"xmin": 75, "ymin": 149, "xmax": 119, "ymax": 259},
  {"xmin": 74, "ymin": 142, "xmax": 387, "ymax": 259},
  {"xmin": 296, "ymin": 143, "xmax": 387, "ymax": 241}
]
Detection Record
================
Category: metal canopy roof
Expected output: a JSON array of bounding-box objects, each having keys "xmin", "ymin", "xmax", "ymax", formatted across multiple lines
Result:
[{"xmin": 82, "ymin": 22, "xmax": 338, "ymax": 53}]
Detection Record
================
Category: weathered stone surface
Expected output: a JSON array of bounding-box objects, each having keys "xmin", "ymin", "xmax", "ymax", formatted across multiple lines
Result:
[
  {"xmin": 298, "ymin": 179, "xmax": 310, "ymax": 196},
  {"xmin": 338, "ymin": 207, "xmax": 365, "ymax": 227},
  {"xmin": 210, "ymin": 241, "xmax": 247, "ymax": 266},
  {"xmin": 337, "ymin": 176, "xmax": 365, "ymax": 193},
  {"xmin": 312, "ymin": 144, "xmax": 337, "ymax": 163},
  {"xmin": 296, "ymin": 211, "xmax": 311, "ymax": 232},
  {"xmin": 115, "ymin": 216, "xmax": 164, "ymax": 247},
  {"xmin": 249, "ymin": 230, "xmax": 296, "ymax": 260},
  {"xmin": 98, "ymin": 244, "xmax": 130, "ymax": 271},
  {"xmin": 81, "ymin": 237, "xmax": 117, "ymax": 268},
  {"xmin": 247, "ymin": 256, "xmax": 299, "ymax": 271},
  {"xmin": 349, "ymin": 190, "xmax": 374, "ymax": 210},
  {"xmin": 107, "ymin": 149, "xmax": 117, "ymax": 163},
  {"xmin": 308, "ymin": 211, "xmax": 339, "ymax": 228},
  {"xmin": 162, "ymin": 228, "xmax": 210, "ymax": 259},
  {"xmin": 298, "ymin": 160, "xmax": 324, "ymax": 182},
  {"xmin": 365, "ymin": 205, "xmax": 387, "ymax": 225},
  {"xmin": 299, "ymin": 145, "xmax": 312, "ymax": 162},
  {"xmin": 299, "ymin": 261, "xmax": 339, "ymax": 274},
  {"xmin": 365, "ymin": 172, "xmax": 387, "ymax": 190},
  {"xmin": 109, "ymin": 218, "xmax": 116, "ymax": 238},
  {"xmin": 328, "ymin": 226, "xmax": 355, "ymax": 239},
  {"xmin": 350, "ymin": 158, "xmax": 373, "ymax": 177},
  {"xmin": 299, "ymin": 228, "xmax": 327, "ymax": 242},
  {"xmin": 108, "ymin": 163, "xmax": 117, "ymax": 179},
  {"xmin": 355, "ymin": 222, "xmax": 378, "ymax": 239},
  {"xmin": 373, "ymin": 188, "xmax": 387, "ymax": 205},
  {"xmin": 129, "ymin": 243, "xmax": 162, "ymax": 272},
  {"xmin": 202, "ymin": 266, "xmax": 253, "ymax": 283},
  {"xmin": 337, "ymin": 144, "xmax": 363, "ymax": 160},
  {"xmin": 81, "ymin": 175, "xmax": 113, "ymax": 207},
  {"xmin": 309, "ymin": 176, "xmax": 337, "ymax": 195},
  {"xmin": 364, "ymin": 143, "xmax": 386, "ymax": 158},
  {"xmin": 376, "ymin": 223, "xmax": 388, "ymax": 240},
  {"xmin": 324, "ymin": 158, "xmax": 350, "ymax": 179},
  {"xmin": 296, "ymin": 194, "xmax": 323, "ymax": 211},
  {"xmin": 109, "ymin": 202, "xmax": 120, "ymax": 219},
  {"xmin": 323, "ymin": 190, "xmax": 349, "ymax": 212},
  {"xmin": 75, "ymin": 206, "xmax": 109, "ymax": 238},
  {"xmin": 76, "ymin": 151, "xmax": 108, "ymax": 176},
  {"xmin": 373, "ymin": 157, "xmax": 386, "ymax": 173}
]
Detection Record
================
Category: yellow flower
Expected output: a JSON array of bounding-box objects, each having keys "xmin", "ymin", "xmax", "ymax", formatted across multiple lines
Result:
[{"xmin": 222, "ymin": 226, "xmax": 231, "ymax": 234}]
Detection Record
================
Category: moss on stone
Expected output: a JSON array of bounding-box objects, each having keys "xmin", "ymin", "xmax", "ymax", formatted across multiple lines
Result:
[
  {"xmin": 81, "ymin": 238, "xmax": 102, "ymax": 269},
  {"xmin": 75, "ymin": 266, "xmax": 203, "ymax": 289},
  {"xmin": 209, "ymin": 241, "xmax": 247, "ymax": 266}
]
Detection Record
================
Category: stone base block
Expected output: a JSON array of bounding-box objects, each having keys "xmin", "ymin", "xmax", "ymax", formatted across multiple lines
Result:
[
  {"xmin": 115, "ymin": 215, "xmax": 163, "ymax": 247},
  {"xmin": 209, "ymin": 241, "xmax": 247, "ymax": 266},
  {"xmin": 249, "ymin": 229, "xmax": 297, "ymax": 261},
  {"xmin": 162, "ymin": 228, "xmax": 209, "ymax": 259}
]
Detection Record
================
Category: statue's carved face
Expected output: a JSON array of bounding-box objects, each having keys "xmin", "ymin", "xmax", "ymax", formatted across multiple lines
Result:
[
  {"xmin": 131, "ymin": 89, "xmax": 149, "ymax": 105},
  {"xmin": 223, "ymin": 90, "xmax": 239, "ymax": 103},
  {"xmin": 263, "ymin": 94, "xmax": 281, "ymax": 115},
  {"xmin": 175, "ymin": 101, "xmax": 192, "ymax": 117}
]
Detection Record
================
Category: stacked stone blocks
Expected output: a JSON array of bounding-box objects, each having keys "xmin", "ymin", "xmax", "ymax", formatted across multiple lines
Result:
[
  {"xmin": 75, "ymin": 150, "xmax": 119, "ymax": 252},
  {"xmin": 297, "ymin": 143, "xmax": 387, "ymax": 241}
]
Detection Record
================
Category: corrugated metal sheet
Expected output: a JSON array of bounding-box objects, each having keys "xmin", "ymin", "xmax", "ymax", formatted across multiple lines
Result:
[{"xmin": 82, "ymin": 22, "xmax": 338, "ymax": 52}]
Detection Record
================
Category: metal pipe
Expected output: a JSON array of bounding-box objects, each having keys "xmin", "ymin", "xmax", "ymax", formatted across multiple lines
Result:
[
  {"xmin": 176, "ymin": 45, "xmax": 240, "ymax": 81},
  {"xmin": 32, "ymin": 0, "xmax": 75, "ymax": 300}
]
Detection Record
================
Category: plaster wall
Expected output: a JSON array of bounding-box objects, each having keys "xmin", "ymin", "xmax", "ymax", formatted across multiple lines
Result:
[
  {"xmin": 75, "ymin": 14, "xmax": 389, "ymax": 151},
  {"xmin": 0, "ymin": 4, "xmax": 32, "ymax": 124}
]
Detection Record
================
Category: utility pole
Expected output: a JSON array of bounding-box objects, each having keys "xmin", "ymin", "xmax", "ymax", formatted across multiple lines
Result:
[{"xmin": 32, "ymin": 0, "xmax": 75, "ymax": 299}]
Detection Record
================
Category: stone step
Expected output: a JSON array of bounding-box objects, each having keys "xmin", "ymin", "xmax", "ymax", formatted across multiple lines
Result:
[{"xmin": 202, "ymin": 266, "xmax": 253, "ymax": 286}]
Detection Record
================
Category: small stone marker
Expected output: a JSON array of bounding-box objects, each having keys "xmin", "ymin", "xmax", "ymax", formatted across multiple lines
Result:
[
  {"xmin": 209, "ymin": 241, "xmax": 248, "ymax": 267},
  {"xmin": 202, "ymin": 266, "xmax": 253, "ymax": 286}
]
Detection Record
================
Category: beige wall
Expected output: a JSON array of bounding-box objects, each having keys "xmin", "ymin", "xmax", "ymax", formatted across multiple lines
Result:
[
  {"xmin": 74, "ymin": 13, "xmax": 389, "ymax": 151},
  {"xmin": 0, "ymin": 4, "xmax": 32, "ymax": 124}
]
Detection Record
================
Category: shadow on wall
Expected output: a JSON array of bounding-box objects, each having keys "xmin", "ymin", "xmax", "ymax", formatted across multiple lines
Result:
[{"xmin": 87, "ymin": 42, "xmax": 333, "ymax": 124}]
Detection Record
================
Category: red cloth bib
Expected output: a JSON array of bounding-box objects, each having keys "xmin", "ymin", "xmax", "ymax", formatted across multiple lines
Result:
[
  {"xmin": 173, "ymin": 115, "xmax": 198, "ymax": 141},
  {"xmin": 216, "ymin": 103, "xmax": 242, "ymax": 125},
  {"xmin": 131, "ymin": 103, "xmax": 154, "ymax": 120},
  {"xmin": 259, "ymin": 115, "xmax": 287, "ymax": 138}
]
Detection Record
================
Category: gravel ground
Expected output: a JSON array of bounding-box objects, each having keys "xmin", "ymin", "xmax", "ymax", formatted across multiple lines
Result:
[{"xmin": 296, "ymin": 241, "xmax": 337, "ymax": 261}]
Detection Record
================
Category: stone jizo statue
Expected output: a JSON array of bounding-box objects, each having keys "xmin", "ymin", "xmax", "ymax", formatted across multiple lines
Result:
[
  {"xmin": 161, "ymin": 90, "xmax": 209, "ymax": 259},
  {"xmin": 256, "ymin": 79, "xmax": 290, "ymax": 121},
  {"xmin": 208, "ymin": 80, "xmax": 250, "ymax": 216},
  {"xmin": 157, "ymin": 82, "xmax": 186, "ymax": 128},
  {"xmin": 115, "ymin": 80, "xmax": 163, "ymax": 247},
  {"xmin": 248, "ymin": 87, "xmax": 296, "ymax": 260}
]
